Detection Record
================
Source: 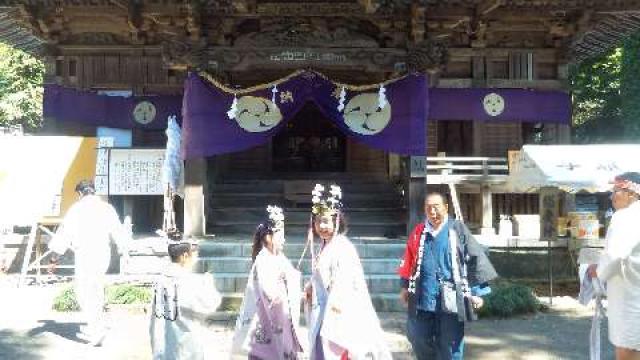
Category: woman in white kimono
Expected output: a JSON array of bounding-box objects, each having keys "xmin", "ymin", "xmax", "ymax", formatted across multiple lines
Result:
[
  {"xmin": 589, "ymin": 172, "xmax": 640, "ymax": 360},
  {"xmin": 231, "ymin": 206, "xmax": 303, "ymax": 360},
  {"xmin": 150, "ymin": 234, "xmax": 222, "ymax": 360},
  {"xmin": 305, "ymin": 184, "xmax": 391, "ymax": 360}
]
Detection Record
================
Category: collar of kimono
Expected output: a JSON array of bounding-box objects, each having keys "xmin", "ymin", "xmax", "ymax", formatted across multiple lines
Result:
[
  {"xmin": 612, "ymin": 177, "xmax": 640, "ymax": 195},
  {"xmin": 425, "ymin": 216, "xmax": 449, "ymax": 237}
]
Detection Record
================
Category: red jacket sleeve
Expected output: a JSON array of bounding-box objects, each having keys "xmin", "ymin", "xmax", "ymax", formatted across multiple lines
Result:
[{"xmin": 398, "ymin": 223, "xmax": 424, "ymax": 280}]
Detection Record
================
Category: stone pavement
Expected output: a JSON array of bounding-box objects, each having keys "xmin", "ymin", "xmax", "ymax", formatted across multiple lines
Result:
[{"xmin": 0, "ymin": 282, "xmax": 615, "ymax": 360}]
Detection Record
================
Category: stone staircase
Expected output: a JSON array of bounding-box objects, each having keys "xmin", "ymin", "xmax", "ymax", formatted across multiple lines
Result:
[
  {"xmin": 202, "ymin": 175, "xmax": 408, "ymax": 312},
  {"xmin": 207, "ymin": 176, "xmax": 406, "ymax": 238},
  {"xmin": 197, "ymin": 237, "xmax": 407, "ymax": 312}
]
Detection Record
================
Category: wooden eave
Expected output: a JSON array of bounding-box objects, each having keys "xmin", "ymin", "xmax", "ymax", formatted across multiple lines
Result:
[
  {"xmin": 0, "ymin": 7, "xmax": 44, "ymax": 55},
  {"xmin": 1, "ymin": 1, "xmax": 640, "ymax": 63}
]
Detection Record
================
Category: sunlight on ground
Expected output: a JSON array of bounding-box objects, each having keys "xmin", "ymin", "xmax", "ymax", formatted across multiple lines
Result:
[{"xmin": 0, "ymin": 283, "xmax": 615, "ymax": 360}]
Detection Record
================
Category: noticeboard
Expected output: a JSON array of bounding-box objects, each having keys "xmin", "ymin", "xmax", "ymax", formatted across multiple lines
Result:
[{"xmin": 108, "ymin": 149, "xmax": 164, "ymax": 195}]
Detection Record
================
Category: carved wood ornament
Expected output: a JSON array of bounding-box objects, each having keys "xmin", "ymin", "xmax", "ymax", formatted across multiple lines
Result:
[{"xmin": 2, "ymin": 0, "xmax": 640, "ymax": 87}]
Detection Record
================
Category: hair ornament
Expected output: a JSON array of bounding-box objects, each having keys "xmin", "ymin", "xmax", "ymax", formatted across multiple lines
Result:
[
  {"xmin": 311, "ymin": 184, "xmax": 343, "ymax": 216},
  {"xmin": 266, "ymin": 205, "xmax": 285, "ymax": 232}
]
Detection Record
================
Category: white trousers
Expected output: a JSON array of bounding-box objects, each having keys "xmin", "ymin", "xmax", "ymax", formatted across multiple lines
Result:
[{"xmin": 74, "ymin": 253, "xmax": 109, "ymax": 335}]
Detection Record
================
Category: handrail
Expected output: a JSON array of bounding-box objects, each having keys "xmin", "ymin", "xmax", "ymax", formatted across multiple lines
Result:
[
  {"xmin": 424, "ymin": 156, "xmax": 509, "ymax": 180},
  {"xmin": 426, "ymin": 156, "xmax": 506, "ymax": 162}
]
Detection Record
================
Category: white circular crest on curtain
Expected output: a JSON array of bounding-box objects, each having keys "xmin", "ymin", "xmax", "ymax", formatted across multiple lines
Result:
[
  {"xmin": 235, "ymin": 96, "xmax": 283, "ymax": 132},
  {"xmin": 133, "ymin": 101, "xmax": 157, "ymax": 125},
  {"xmin": 483, "ymin": 92, "xmax": 505, "ymax": 117},
  {"xmin": 343, "ymin": 93, "xmax": 392, "ymax": 135}
]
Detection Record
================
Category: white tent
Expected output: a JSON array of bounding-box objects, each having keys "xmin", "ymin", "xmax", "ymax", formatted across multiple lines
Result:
[
  {"xmin": 506, "ymin": 144, "xmax": 640, "ymax": 305},
  {"xmin": 507, "ymin": 144, "xmax": 640, "ymax": 193},
  {"xmin": 0, "ymin": 136, "xmax": 83, "ymax": 227}
]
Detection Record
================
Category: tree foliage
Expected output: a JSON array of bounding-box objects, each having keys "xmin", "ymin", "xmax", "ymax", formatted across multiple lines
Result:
[
  {"xmin": 0, "ymin": 43, "xmax": 44, "ymax": 132},
  {"xmin": 570, "ymin": 32, "xmax": 640, "ymax": 142},
  {"xmin": 619, "ymin": 33, "xmax": 640, "ymax": 137}
]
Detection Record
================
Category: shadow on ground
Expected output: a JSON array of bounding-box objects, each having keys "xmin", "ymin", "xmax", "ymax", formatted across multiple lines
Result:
[
  {"xmin": 27, "ymin": 319, "xmax": 86, "ymax": 343},
  {"xmin": 0, "ymin": 329, "xmax": 47, "ymax": 360},
  {"xmin": 464, "ymin": 311, "xmax": 614, "ymax": 360},
  {"xmin": 380, "ymin": 310, "xmax": 614, "ymax": 360}
]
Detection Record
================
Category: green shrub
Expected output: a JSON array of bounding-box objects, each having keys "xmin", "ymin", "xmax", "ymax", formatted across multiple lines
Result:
[
  {"xmin": 105, "ymin": 284, "xmax": 152, "ymax": 305},
  {"xmin": 477, "ymin": 282, "xmax": 541, "ymax": 318},
  {"xmin": 52, "ymin": 286, "xmax": 80, "ymax": 312},
  {"xmin": 52, "ymin": 284, "xmax": 152, "ymax": 312}
]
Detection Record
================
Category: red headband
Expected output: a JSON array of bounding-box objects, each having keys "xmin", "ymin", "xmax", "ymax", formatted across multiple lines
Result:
[{"xmin": 612, "ymin": 177, "xmax": 640, "ymax": 195}]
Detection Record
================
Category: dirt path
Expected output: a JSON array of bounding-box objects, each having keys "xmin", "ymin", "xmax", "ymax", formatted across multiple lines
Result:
[{"xmin": 0, "ymin": 283, "xmax": 613, "ymax": 360}]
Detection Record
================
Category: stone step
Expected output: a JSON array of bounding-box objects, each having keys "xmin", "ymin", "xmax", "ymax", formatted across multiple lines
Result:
[
  {"xmin": 198, "ymin": 257, "xmax": 401, "ymax": 275},
  {"xmin": 217, "ymin": 173, "xmax": 396, "ymax": 182},
  {"xmin": 209, "ymin": 194, "xmax": 403, "ymax": 209},
  {"xmin": 218, "ymin": 292, "xmax": 404, "ymax": 313},
  {"xmin": 211, "ymin": 273, "xmax": 402, "ymax": 294},
  {"xmin": 209, "ymin": 223, "xmax": 407, "ymax": 238},
  {"xmin": 197, "ymin": 241, "xmax": 406, "ymax": 259},
  {"xmin": 211, "ymin": 182, "xmax": 398, "ymax": 194},
  {"xmin": 209, "ymin": 208, "xmax": 406, "ymax": 224}
]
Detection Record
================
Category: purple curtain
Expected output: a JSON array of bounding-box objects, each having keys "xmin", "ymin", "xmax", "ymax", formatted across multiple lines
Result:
[
  {"xmin": 429, "ymin": 88, "xmax": 571, "ymax": 123},
  {"xmin": 181, "ymin": 71, "xmax": 427, "ymax": 159},
  {"xmin": 44, "ymin": 85, "xmax": 182, "ymax": 130},
  {"xmin": 43, "ymin": 78, "xmax": 572, "ymax": 160}
]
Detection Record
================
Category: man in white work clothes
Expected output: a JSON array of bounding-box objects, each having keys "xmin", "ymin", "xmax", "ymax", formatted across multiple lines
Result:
[{"xmin": 48, "ymin": 180, "xmax": 129, "ymax": 346}]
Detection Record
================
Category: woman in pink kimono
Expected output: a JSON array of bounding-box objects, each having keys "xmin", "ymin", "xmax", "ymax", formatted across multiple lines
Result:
[
  {"xmin": 231, "ymin": 206, "xmax": 303, "ymax": 360},
  {"xmin": 305, "ymin": 184, "xmax": 391, "ymax": 360}
]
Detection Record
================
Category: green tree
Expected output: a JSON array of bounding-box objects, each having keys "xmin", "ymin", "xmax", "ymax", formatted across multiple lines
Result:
[
  {"xmin": 0, "ymin": 43, "xmax": 44, "ymax": 132},
  {"xmin": 570, "ymin": 47, "xmax": 623, "ymax": 142},
  {"xmin": 571, "ymin": 31, "xmax": 640, "ymax": 142},
  {"xmin": 619, "ymin": 32, "xmax": 640, "ymax": 137}
]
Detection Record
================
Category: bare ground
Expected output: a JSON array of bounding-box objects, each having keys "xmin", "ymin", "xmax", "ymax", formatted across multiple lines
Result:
[{"xmin": 0, "ymin": 280, "xmax": 613, "ymax": 360}]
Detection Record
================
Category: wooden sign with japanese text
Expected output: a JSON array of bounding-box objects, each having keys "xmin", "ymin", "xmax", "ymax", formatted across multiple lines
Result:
[{"xmin": 108, "ymin": 149, "xmax": 164, "ymax": 195}]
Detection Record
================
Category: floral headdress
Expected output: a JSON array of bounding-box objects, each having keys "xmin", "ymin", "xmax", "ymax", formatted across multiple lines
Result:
[
  {"xmin": 311, "ymin": 184, "xmax": 343, "ymax": 216},
  {"xmin": 265, "ymin": 205, "xmax": 285, "ymax": 232}
]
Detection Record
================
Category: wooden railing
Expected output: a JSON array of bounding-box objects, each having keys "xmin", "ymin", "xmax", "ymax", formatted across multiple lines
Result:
[{"xmin": 425, "ymin": 156, "xmax": 509, "ymax": 184}]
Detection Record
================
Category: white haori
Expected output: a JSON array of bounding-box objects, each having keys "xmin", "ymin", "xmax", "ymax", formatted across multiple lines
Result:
[
  {"xmin": 597, "ymin": 201, "xmax": 640, "ymax": 351},
  {"xmin": 306, "ymin": 235, "xmax": 392, "ymax": 360},
  {"xmin": 49, "ymin": 195, "xmax": 129, "ymax": 276},
  {"xmin": 150, "ymin": 264, "xmax": 222, "ymax": 360}
]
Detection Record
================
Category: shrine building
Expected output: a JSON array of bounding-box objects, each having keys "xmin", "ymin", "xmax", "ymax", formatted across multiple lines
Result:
[{"xmin": 1, "ymin": 0, "xmax": 639, "ymax": 240}]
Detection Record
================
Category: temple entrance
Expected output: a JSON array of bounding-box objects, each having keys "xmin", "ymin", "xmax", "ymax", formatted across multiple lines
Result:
[{"xmin": 272, "ymin": 102, "xmax": 346, "ymax": 172}]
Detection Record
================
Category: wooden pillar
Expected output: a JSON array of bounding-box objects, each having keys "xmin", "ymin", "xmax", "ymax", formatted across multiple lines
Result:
[
  {"xmin": 184, "ymin": 158, "xmax": 208, "ymax": 237},
  {"xmin": 556, "ymin": 124, "xmax": 571, "ymax": 144},
  {"xmin": 539, "ymin": 187, "xmax": 559, "ymax": 241},
  {"xmin": 556, "ymin": 61, "xmax": 572, "ymax": 145},
  {"xmin": 388, "ymin": 153, "xmax": 401, "ymax": 181},
  {"xmin": 472, "ymin": 122, "xmax": 484, "ymax": 156},
  {"xmin": 480, "ymin": 185, "xmax": 494, "ymax": 235},
  {"xmin": 406, "ymin": 73, "xmax": 433, "ymax": 233},
  {"xmin": 407, "ymin": 156, "xmax": 426, "ymax": 232},
  {"xmin": 472, "ymin": 55, "xmax": 486, "ymax": 87}
]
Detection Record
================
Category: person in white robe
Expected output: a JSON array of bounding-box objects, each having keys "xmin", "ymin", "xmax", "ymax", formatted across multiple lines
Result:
[
  {"xmin": 48, "ymin": 180, "xmax": 129, "ymax": 346},
  {"xmin": 231, "ymin": 205, "xmax": 303, "ymax": 360},
  {"xmin": 305, "ymin": 184, "xmax": 391, "ymax": 360},
  {"xmin": 150, "ymin": 234, "xmax": 222, "ymax": 360},
  {"xmin": 588, "ymin": 172, "xmax": 640, "ymax": 360}
]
